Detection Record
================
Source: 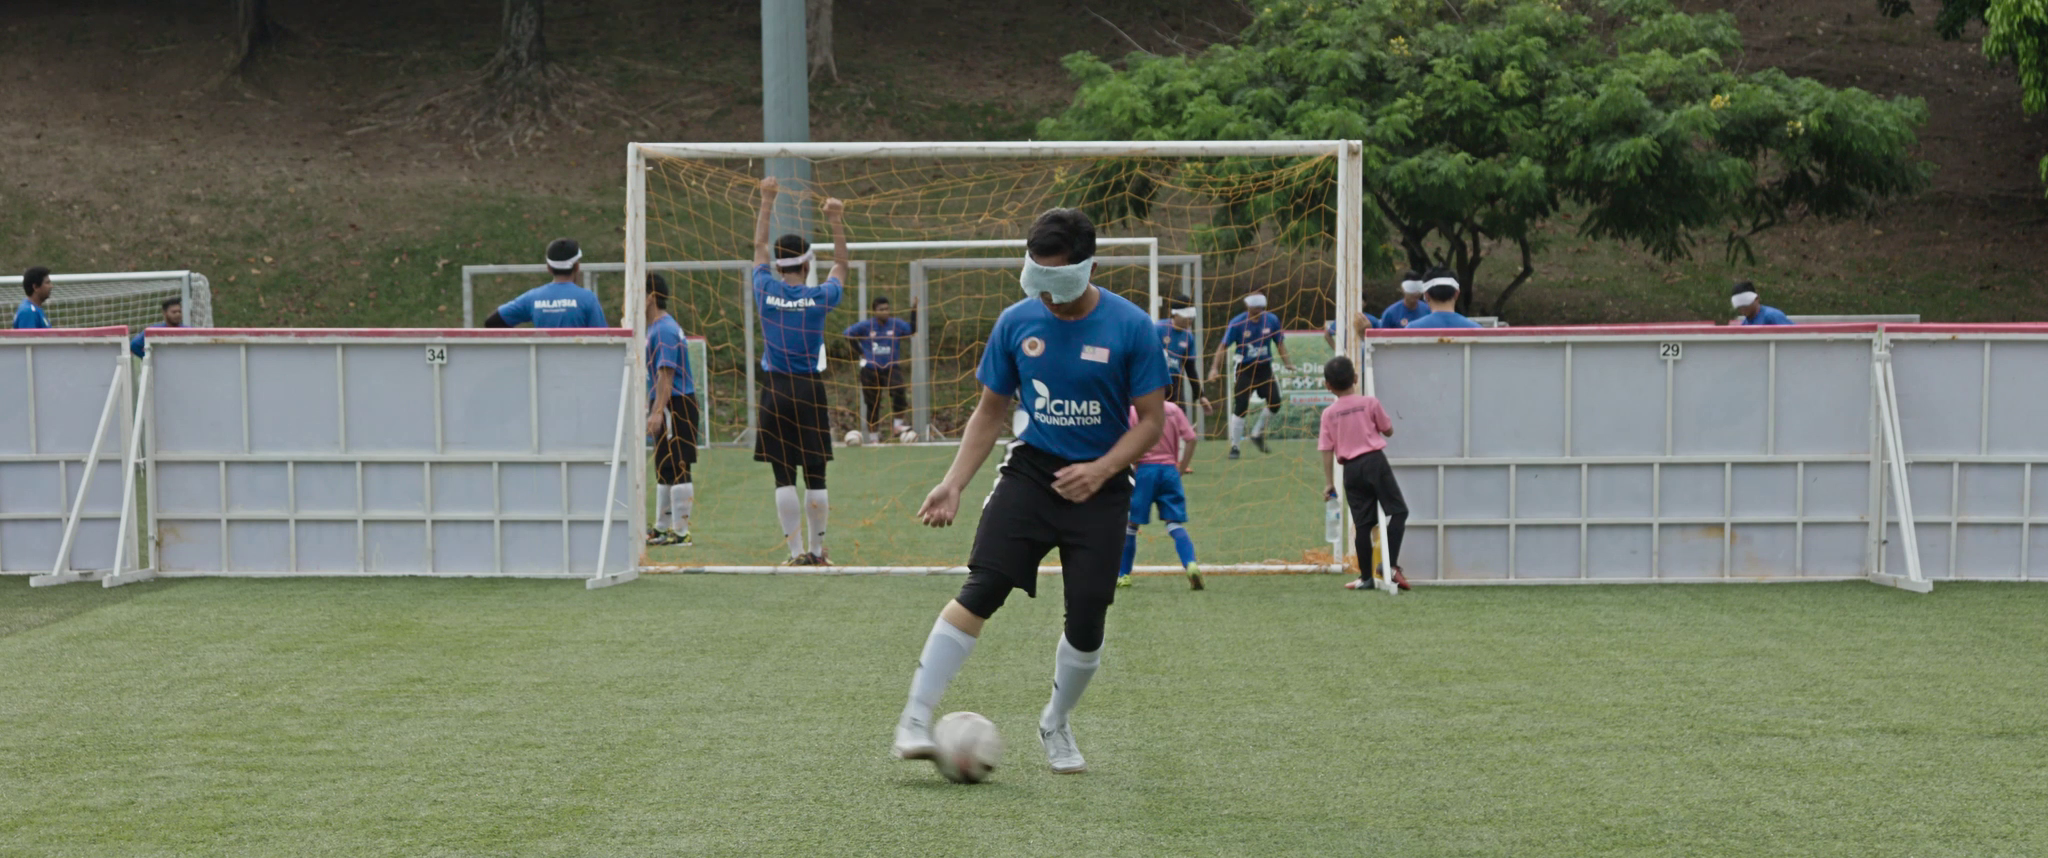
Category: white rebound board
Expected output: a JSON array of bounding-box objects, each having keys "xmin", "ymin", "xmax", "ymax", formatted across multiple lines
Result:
[
  {"xmin": 146, "ymin": 329, "xmax": 634, "ymax": 578},
  {"xmin": 0, "ymin": 328, "xmax": 130, "ymax": 573}
]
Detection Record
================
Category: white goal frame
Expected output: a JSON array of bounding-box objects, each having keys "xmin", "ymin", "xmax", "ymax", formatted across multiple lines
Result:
[
  {"xmin": 625, "ymin": 140, "xmax": 1367, "ymax": 574},
  {"xmin": 1, "ymin": 270, "xmax": 214, "ymax": 331}
]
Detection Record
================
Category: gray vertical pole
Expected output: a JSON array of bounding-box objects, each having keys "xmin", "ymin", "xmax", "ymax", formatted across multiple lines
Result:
[
  {"xmin": 761, "ymin": 0, "xmax": 812, "ymax": 243},
  {"xmin": 910, "ymin": 262, "xmax": 930, "ymax": 438}
]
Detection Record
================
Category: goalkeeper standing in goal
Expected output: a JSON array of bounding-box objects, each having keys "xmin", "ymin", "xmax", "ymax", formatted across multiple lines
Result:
[
  {"xmin": 843, "ymin": 295, "xmax": 916, "ymax": 444},
  {"xmin": 752, "ymin": 177, "xmax": 848, "ymax": 566},
  {"xmin": 1206, "ymin": 293, "xmax": 1291, "ymax": 459},
  {"xmin": 892, "ymin": 207, "xmax": 1169, "ymax": 775},
  {"xmin": 14, "ymin": 267, "xmax": 53, "ymax": 329},
  {"xmin": 644, "ymin": 274, "xmax": 698, "ymax": 548}
]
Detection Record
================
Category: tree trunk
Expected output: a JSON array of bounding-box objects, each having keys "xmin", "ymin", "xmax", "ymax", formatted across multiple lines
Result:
[
  {"xmin": 807, "ymin": 0, "xmax": 838, "ymax": 82},
  {"xmin": 494, "ymin": 0, "xmax": 548, "ymax": 78},
  {"xmin": 229, "ymin": 0, "xmax": 285, "ymax": 71}
]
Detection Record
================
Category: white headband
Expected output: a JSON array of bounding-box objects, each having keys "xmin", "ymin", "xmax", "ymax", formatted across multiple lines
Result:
[
  {"xmin": 1400, "ymin": 279, "xmax": 1425, "ymax": 294},
  {"xmin": 1424, "ymin": 276, "xmax": 1460, "ymax": 292},
  {"xmin": 1170, "ymin": 307, "xmax": 1197, "ymax": 319},
  {"xmin": 545, "ymin": 250, "xmax": 582, "ymax": 272},
  {"xmin": 1244, "ymin": 295, "xmax": 1267, "ymax": 308},
  {"xmin": 773, "ymin": 248, "xmax": 815, "ymax": 269},
  {"xmin": 1731, "ymin": 291, "xmax": 1758, "ymax": 309}
]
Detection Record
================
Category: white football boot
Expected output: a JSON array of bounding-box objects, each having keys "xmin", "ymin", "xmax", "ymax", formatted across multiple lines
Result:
[
  {"xmin": 1039, "ymin": 717, "xmax": 1087, "ymax": 773},
  {"xmin": 892, "ymin": 712, "xmax": 937, "ymax": 761}
]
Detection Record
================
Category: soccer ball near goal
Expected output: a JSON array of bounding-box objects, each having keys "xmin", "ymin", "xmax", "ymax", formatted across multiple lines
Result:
[
  {"xmin": 897, "ymin": 428, "xmax": 918, "ymax": 444},
  {"xmin": 843, "ymin": 430, "xmax": 863, "ymax": 447},
  {"xmin": 932, "ymin": 711, "xmax": 1001, "ymax": 784}
]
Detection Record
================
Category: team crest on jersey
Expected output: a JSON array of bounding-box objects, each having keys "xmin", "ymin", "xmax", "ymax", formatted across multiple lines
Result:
[{"xmin": 1021, "ymin": 336, "xmax": 1045, "ymax": 357}]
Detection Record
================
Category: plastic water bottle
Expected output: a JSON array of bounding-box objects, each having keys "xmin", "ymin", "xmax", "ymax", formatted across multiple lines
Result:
[{"xmin": 1324, "ymin": 491, "xmax": 1342, "ymax": 543}]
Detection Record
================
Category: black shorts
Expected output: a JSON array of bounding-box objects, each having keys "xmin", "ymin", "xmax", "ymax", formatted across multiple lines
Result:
[
  {"xmin": 1233, "ymin": 360, "xmax": 1279, "ymax": 414},
  {"xmin": 858, "ymin": 364, "xmax": 909, "ymax": 425},
  {"xmin": 955, "ymin": 442, "xmax": 1133, "ymax": 617},
  {"xmin": 653, "ymin": 393, "xmax": 699, "ymax": 484},
  {"xmin": 754, "ymin": 371, "xmax": 833, "ymax": 470}
]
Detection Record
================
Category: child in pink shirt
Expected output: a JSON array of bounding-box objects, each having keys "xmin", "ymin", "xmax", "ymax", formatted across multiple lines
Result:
[
  {"xmin": 1317, "ymin": 356, "xmax": 1410, "ymax": 591},
  {"xmin": 1119, "ymin": 401, "xmax": 1203, "ymax": 590}
]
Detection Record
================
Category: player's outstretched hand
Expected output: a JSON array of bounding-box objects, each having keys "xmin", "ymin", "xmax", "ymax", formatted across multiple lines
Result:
[
  {"xmin": 919, "ymin": 484, "xmax": 962, "ymax": 527},
  {"xmin": 822, "ymin": 197, "xmax": 845, "ymax": 220},
  {"xmin": 759, "ymin": 176, "xmax": 780, "ymax": 197},
  {"xmin": 1052, "ymin": 462, "xmax": 1110, "ymax": 503}
]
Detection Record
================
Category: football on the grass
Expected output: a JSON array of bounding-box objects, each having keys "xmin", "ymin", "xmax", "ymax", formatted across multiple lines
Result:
[
  {"xmin": 898, "ymin": 428, "xmax": 918, "ymax": 444},
  {"xmin": 843, "ymin": 430, "xmax": 863, "ymax": 447},
  {"xmin": 932, "ymin": 711, "xmax": 1001, "ymax": 784}
]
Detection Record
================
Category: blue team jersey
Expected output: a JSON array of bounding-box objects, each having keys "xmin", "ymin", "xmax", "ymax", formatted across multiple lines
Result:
[
  {"xmin": 1406, "ymin": 311, "xmax": 1483, "ymax": 329},
  {"xmin": 844, "ymin": 316, "xmax": 913, "ymax": 370},
  {"xmin": 646, "ymin": 314, "xmax": 695, "ymax": 399},
  {"xmin": 1156, "ymin": 320, "xmax": 1195, "ymax": 370},
  {"xmin": 1221, "ymin": 311, "xmax": 1284, "ymax": 365},
  {"xmin": 1742, "ymin": 306, "xmax": 1795, "ymax": 326},
  {"xmin": 13, "ymin": 301, "xmax": 50, "ymax": 330},
  {"xmin": 753, "ymin": 264, "xmax": 843, "ymax": 374},
  {"xmin": 979, "ymin": 288, "xmax": 1171, "ymax": 463},
  {"xmin": 1380, "ymin": 299, "xmax": 1431, "ymax": 329},
  {"xmin": 497, "ymin": 281, "xmax": 607, "ymax": 328},
  {"xmin": 130, "ymin": 324, "xmax": 171, "ymax": 358}
]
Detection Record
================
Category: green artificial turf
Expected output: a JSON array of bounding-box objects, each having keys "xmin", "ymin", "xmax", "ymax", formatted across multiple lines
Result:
[{"xmin": 3, "ymin": 575, "xmax": 2044, "ymax": 857}]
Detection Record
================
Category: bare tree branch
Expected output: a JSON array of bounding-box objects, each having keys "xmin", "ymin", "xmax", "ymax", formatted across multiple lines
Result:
[{"xmin": 1086, "ymin": 7, "xmax": 1155, "ymax": 55}]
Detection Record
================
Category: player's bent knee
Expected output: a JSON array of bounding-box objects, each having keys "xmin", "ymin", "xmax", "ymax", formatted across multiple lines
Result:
[
  {"xmin": 1062, "ymin": 599, "xmax": 1111, "ymax": 653},
  {"xmin": 1165, "ymin": 521, "xmax": 1187, "ymax": 535},
  {"xmin": 954, "ymin": 568, "xmax": 1014, "ymax": 619}
]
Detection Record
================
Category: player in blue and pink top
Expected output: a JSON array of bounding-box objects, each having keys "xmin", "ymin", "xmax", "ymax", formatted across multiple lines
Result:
[
  {"xmin": 1117, "ymin": 400, "xmax": 1203, "ymax": 591},
  {"xmin": 1317, "ymin": 355, "xmax": 1410, "ymax": 591}
]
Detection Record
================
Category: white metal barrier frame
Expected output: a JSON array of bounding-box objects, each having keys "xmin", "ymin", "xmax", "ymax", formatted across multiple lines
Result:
[
  {"xmin": 1883, "ymin": 324, "xmax": 2048, "ymax": 581},
  {"xmin": 104, "ymin": 328, "xmax": 640, "ymax": 589},
  {"xmin": 1360, "ymin": 323, "xmax": 1928, "ymax": 591},
  {"xmin": 0, "ymin": 327, "xmax": 134, "ymax": 583},
  {"xmin": 1, "ymin": 270, "xmax": 214, "ymax": 329}
]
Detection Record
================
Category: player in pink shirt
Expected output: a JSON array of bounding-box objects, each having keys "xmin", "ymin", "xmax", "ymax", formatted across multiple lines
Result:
[
  {"xmin": 1317, "ymin": 356, "xmax": 1411, "ymax": 591},
  {"xmin": 1118, "ymin": 401, "xmax": 1204, "ymax": 590}
]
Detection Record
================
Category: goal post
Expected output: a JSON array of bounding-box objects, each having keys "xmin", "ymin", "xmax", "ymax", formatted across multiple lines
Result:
[
  {"xmin": 625, "ymin": 140, "xmax": 1368, "ymax": 573},
  {"xmin": 1, "ymin": 270, "xmax": 214, "ymax": 331}
]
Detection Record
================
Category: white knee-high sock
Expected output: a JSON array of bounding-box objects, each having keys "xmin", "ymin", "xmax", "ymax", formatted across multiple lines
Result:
[
  {"xmin": 1228, "ymin": 414, "xmax": 1245, "ymax": 445},
  {"xmin": 905, "ymin": 616, "xmax": 977, "ymax": 724},
  {"xmin": 671, "ymin": 483, "xmax": 694, "ymax": 534},
  {"xmin": 1041, "ymin": 634, "xmax": 1101, "ymax": 730},
  {"xmin": 775, "ymin": 486, "xmax": 803, "ymax": 557},
  {"xmin": 1251, "ymin": 408, "xmax": 1271, "ymax": 437},
  {"xmin": 805, "ymin": 489, "xmax": 829, "ymax": 555},
  {"xmin": 654, "ymin": 484, "xmax": 672, "ymax": 531}
]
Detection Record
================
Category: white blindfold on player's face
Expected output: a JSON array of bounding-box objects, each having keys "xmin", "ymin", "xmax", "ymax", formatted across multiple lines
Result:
[{"xmin": 1020, "ymin": 255, "xmax": 1092, "ymax": 304}]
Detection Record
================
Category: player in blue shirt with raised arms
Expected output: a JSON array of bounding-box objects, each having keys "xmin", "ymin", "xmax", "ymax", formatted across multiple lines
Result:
[
  {"xmin": 484, "ymin": 239, "xmax": 607, "ymax": 328},
  {"xmin": 843, "ymin": 294, "xmax": 917, "ymax": 444},
  {"xmin": 1404, "ymin": 268, "xmax": 1483, "ymax": 329},
  {"xmin": 1207, "ymin": 293, "xmax": 1292, "ymax": 459},
  {"xmin": 753, "ymin": 176, "xmax": 849, "ymax": 565},
  {"xmin": 14, "ymin": 267, "xmax": 53, "ymax": 329},
  {"xmin": 892, "ymin": 207, "xmax": 1170, "ymax": 776},
  {"xmin": 130, "ymin": 297, "xmax": 183, "ymax": 357},
  {"xmin": 644, "ymin": 274, "xmax": 700, "ymax": 548},
  {"xmin": 1730, "ymin": 281, "xmax": 1794, "ymax": 325}
]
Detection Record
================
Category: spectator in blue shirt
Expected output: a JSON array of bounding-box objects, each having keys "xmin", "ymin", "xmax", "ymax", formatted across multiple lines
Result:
[
  {"xmin": 14, "ymin": 267, "xmax": 53, "ymax": 330},
  {"xmin": 1731, "ymin": 281, "xmax": 1794, "ymax": 326},
  {"xmin": 1404, "ymin": 268, "xmax": 1483, "ymax": 329},
  {"xmin": 844, "ymin": 294, "xmax": 918, "ymax": 444},
  {"xmin": 1379, "ymin": 270, "xmax": 1431, "ymax": 329},
  {"xmin": 130, "ymin": 296, "xmax": 183, "ymax": 357}
]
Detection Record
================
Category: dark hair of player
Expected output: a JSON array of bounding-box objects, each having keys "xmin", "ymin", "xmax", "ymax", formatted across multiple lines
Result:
[
  {"xmin": 22, "ymin": 266, "xmax": 50, "ymax": 296},
  {"xmin": 647, "ymin": 273, "xmax": 669, "ymax": 311},
  {"xmin": 774, "ymin": 233, "xmax": 811, "ymax": 262},
  {"xmin": 1401, "ymin": 269, "xmax": 1422, "ymax": 281},
  {"xmin": 1422, "ymin": 266, "xmax": 1460, "ymax": 304},
  {"xmin": 545, "ymin": 238, "xmax": 580, "ymax": 269},
  {"xmin": 871, "ymin": 295, "xmax": 891, "ymax": 310},
  {"xmin": 162, "ymin": 296, "xmax": 182, "ymax": 310},
  {"xmin": 1731, "ymin": 280, "xmax": 1756, "ymax": 296},
  {"xmin": 1324, "ymin": 355, "xmax": 1358, "ymax": 391},
  {"xmin": 1026, "ymin": 208, "xmax": 1096, "ymax": 265}
]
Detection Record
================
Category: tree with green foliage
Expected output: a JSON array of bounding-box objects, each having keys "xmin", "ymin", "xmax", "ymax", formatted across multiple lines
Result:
[
  {"xmin": 1881, "ymin": 0, "xmax": 2048, "ymax": 193},
  {"xmin": 1040, "ymin": 0, "xmax": 1933, "ymax": 315}
]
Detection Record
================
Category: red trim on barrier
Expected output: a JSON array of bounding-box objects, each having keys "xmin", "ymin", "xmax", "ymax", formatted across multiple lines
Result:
[
  {"xmin": 0, "ymin": 325, "xmax": 129, "ymax": 339},
  {"xmin": 1366, "ymin": 322, "xmax": 1879, "ymax": 338},
  {"xmin": 152, "ymin": 327, "xmax": 632, "ymax": 339},
  {"xmin": 1882, "ymin": 323, "xmax": 2048, "ymax": 335}
]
